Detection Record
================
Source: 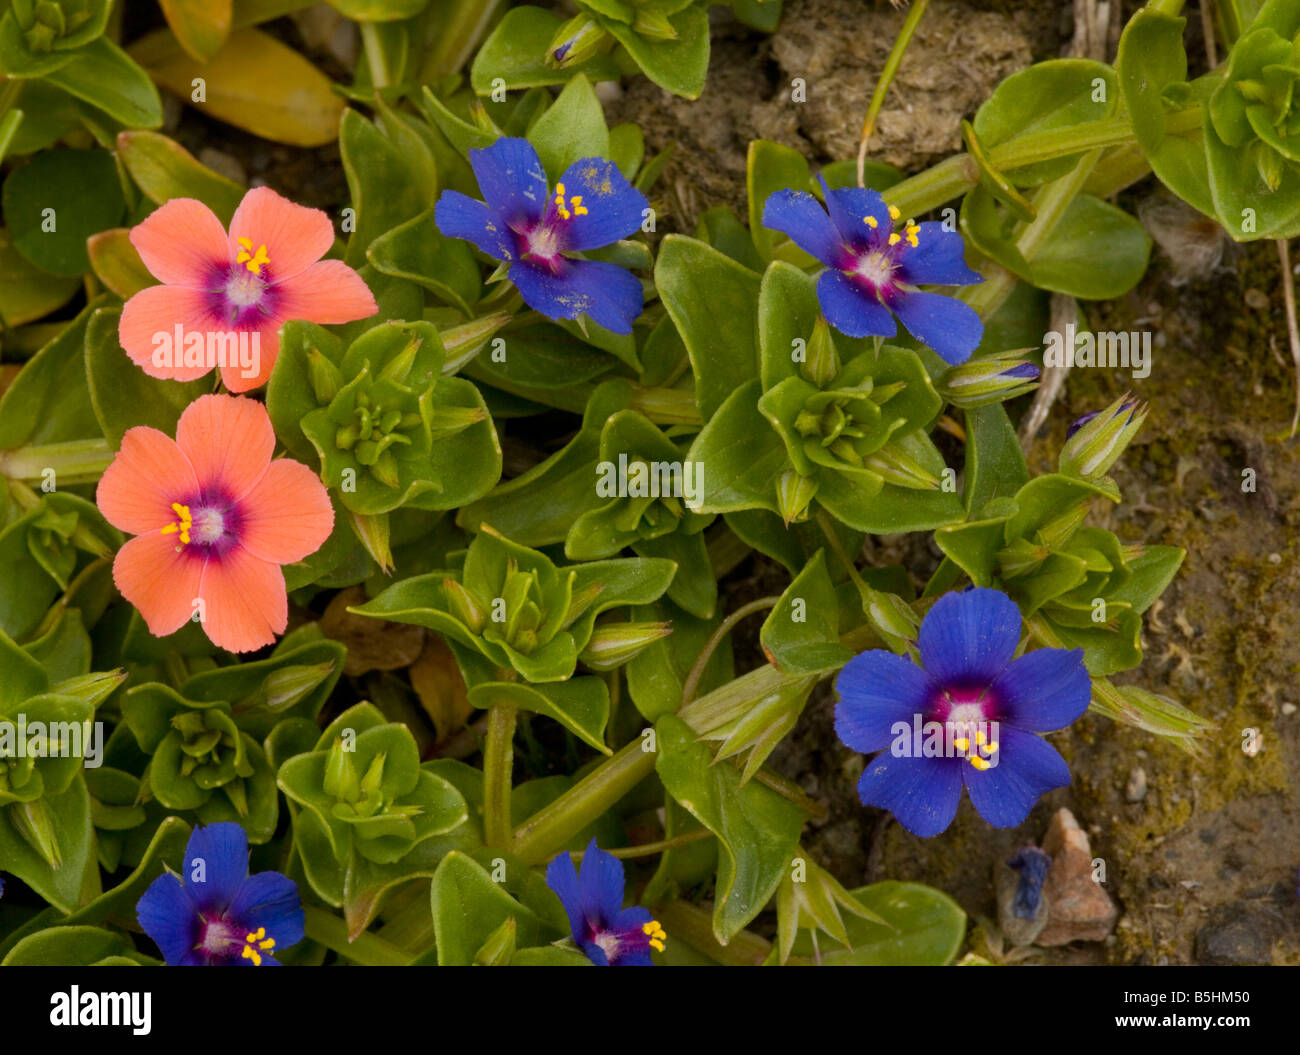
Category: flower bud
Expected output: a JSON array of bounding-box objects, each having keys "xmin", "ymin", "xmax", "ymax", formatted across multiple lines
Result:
[
  {"xmin": 1059, "ymin": 395, "xmax": 1147, "ymax": 480},
  {"xmin": 632, "ymin": 10, "xmax": 678, "ymax": 41},
  {"xmin": 864, "ymin": 443, "xmax": 942, "ymax": 490},
  {"xmin": 443, "ymin": 578, "xmax": 487, "ymax": 633},
  {"xmin": 580, "ymin": 621, "xmax": 673, "ymax": 671},
  {"xmin": 307, "ymin": 347, "xmax": 344, "ymax": 404},
  {"xmin": 776, "ymin": 469, "xmax": 819, "ymax": 525},
  {"xmin": 938, "ymin": 351, "xmax": 1040, "ymax": 408},
  {"xmin": 546, "ymin": 15, "xmax": 609, "ymax": 69},
  {"xmin": 800, "ymin": 318, "xmax": 841, "ymax": 388}
]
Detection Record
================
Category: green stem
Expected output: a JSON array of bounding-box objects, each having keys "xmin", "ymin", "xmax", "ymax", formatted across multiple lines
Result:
[
  {"xmin": 303, "ymin": 906, "xmax": 412, "ymax": 966},
  {"xmin": 0, "ymin": 438, "xmax": 115, "ymax": 486},
  {"xmin": 680, "ymin": 596, "xmax": 779, "ymax": 706},
  {"xmin": 360, "ymin": 22, "xmax": 392, "ymax": 90},
  {"xmin": 595, "ymin": 828, "xmax": 713, "ymax": 859},
  {"xmin": 857, "ymin": 0, "xmax": 932, "ymax": 186},
  {"xmin": 815, "ymin": 508, "xmax": 866, "ymax": 591},
  {"xmin": 655, "ymin": 900, "xmax": 771, "ymax": 966},
  {"xmin": 482, "ymin": 701, "xmax": 518, "ymax": 848}
]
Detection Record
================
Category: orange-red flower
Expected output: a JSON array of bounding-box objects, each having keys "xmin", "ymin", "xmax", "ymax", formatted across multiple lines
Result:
[
  {"xmin": 96, "ymin": 394, "xmax": 333, "ymax": 653},
  {"xmin": 120, "ymin": 187, "xmax": 377, "ymax": 392}
]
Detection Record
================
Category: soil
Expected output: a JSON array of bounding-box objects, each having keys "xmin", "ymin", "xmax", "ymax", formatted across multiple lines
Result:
[{"xmin": 167, "ymin": 0, "xmax": 1300, "ymax": 964}]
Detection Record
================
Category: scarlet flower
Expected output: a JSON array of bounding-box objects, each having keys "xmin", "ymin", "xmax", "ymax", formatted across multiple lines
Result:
[
  {"xmin": 120, "ymin": 187, "xmax": 377, "ymax": 392},
  {"xmin": 96, "ymin": 394, "xmax": 333, "ymax": 653}
]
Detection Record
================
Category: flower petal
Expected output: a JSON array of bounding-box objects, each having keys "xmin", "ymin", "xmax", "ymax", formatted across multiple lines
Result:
[
  {"xmin": 227, "ymin": 870, "xmax": 305, "ymax": 954},
  {"xmin": 118, "ymin": 284, "xmax": 220, "ymax": 382},
  {"xmin": 239, "ymin": 458, "xmax": 334, "ymax": 565},
  {"xmin": 469, "ymin": 137, "xmax": 548, "ymax": 226},
  {"xmin": 129, "ymin": 198, "xmax": 229, "ymax": 288},
  {"xmin": 228, "ymin": 187, "xmax": 334, "ymax": 283},
  {"xmin": 97, "ymin": 426, "xmax": 201, "ymax": 534},
  {"xmin": 918, "ymin": 587, "xmax": 1022, "ymax": 688},
  {"xmin": 218, "ymin": 322, "xmax": 280, "ymax": 393},
  {"xmin": 834, "ymin": 649, "xmax": 940, "ymax": 754},
  {"xmin": 887, "ymin": 289, "xmax": 983, "ymax": 365},
  {"xmin": 895, "ymin": 222, "xmax": 982, "ymax": 286},
  {"xmin": 184, "ymin": 822, "xmax": 250, "ymax": 911},
  {"xmin": 509, "ymin": 257, "xmax": 643, "ymax": 334},
  {"xmin": 113, "ymin": 531, "xmax": 205, "ymax": 640},
  {"xmin": 136, "ymin": 872, "xmax": 199, "ymax": 965},
  {"xmin": 576, "ymin": 840, "xmax": 627, "ymax": 926},
  {"xmin": 820, "ymin": 179, "xmax": 892, "ymax": 248},
  {"xmin": 435, "ymin": 190, "xmax": 515, "ymax": 261},
  {"xmin": 554, "ymin": 157, "xmax": 648, "ymax": 251},
  {"xmin": 198, "ymin": 545, "xmax": 287, "ymax": 653},
  {"xmin": 176, "ymin": 394, "xmax": 274, "ymax": 501},
  {"xmin": 817, "ymin": 270, "xmax": 897, "ymax": 339},
  {"xmin": 856, "ymin": 753, "xmax": 963, "ymax": 838},
  {"xmin": 963, "ymin": 726, "xmax": 1070, "ymax": 828},
  {"xmin": 762, "ymin": 188, "xmax": 842, "ymax": 265},
  {"xmin": 988, "ymin": 647, "xmax": 1090, "ymax": 732},
  {"xmin": 276, "ymin": 259, "xmax": 378, "ymax": 325},
  {"xmin": 545, "ymin": 847, "xmax": 587, "ymax": 945}
]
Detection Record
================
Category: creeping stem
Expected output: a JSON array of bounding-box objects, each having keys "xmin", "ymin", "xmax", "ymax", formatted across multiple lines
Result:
[{"xmin": 482, "ymin": 700, "xmax": 519, "ymax": 848}]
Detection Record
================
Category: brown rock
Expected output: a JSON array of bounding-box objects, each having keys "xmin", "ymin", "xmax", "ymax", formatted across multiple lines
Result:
[{"xmin": 1035, "ymin": 808, "xmax": 1118, "ymax": 946}]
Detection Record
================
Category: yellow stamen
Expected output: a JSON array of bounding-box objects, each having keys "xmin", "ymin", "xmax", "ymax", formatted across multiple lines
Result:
[
  {"xmin": 969, "ymin": 756, "xmax": 991, "ymax": 770},
  {"xmin": 160, "ymin": 502, "xmax": 192, "ymax": 547},
  {"xmin": 863, "ymin": 215, "xmax": 878, "ymax": 229},
  {"xmin": 952, "ymin": 736, "xmax": 969, "ymax": 752},
  {"xmin": 888, "ymin": 205, "xmax": 901, "ymax": 220},
  {"xmin": 888, "ymin": 232, "xmax": 901, "ymax": 246},
  {"xmin": 571, "ymin": 194, "xmax": 588, "ymax": 217},
  {"xmin": 235, "ymin": 236, "xmax": 270, "ymax": 275},
  {"xmin": 553, "ymin": 182, "xmax": 588, "ymax": 221},
  {"xmin": 642, "ymin": 919, "xmax": 667, "ymax": 952},
  {"xmin": 240, "ymin": 927, "xmax": 276, "ymax": 966}
]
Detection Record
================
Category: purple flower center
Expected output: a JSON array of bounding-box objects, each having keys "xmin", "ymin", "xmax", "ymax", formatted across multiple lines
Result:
[
  {"xmin": 848, "ymin": 248, "xmax": 899, "ymax": 296},
  {"xmin": 161, "ymin": 491, "xmax": 243, "ymax": 558},
  {"xmin": 197, "ymin": 914, "xmax": 243, "ymax": 958}
]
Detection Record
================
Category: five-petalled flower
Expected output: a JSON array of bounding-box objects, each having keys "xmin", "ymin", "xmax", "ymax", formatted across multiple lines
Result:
[
  {"xmin": 834, "ymin": 587, "xmax": 1090, "ymax": 837},
  {"xmin": 763, "ymin": 179, "xmax": 984, "ymax": 364},
  {"xmin": 136, "ymin": 823, "xmax": 304, "ymax": 966},
  {"xmin": 546, "ymin": 838, "xmax": 665, "ymax": 965},
  {"xmin": 120, "ymin": 186, "xmax": 377, "ymax": 391},
  {"xmin": 435, "ymin": 137, "xmax": 648, "ymax": 335},
  {"xmin": 96, "ymin": 394, "xmax": 333, "ymax": 653}
]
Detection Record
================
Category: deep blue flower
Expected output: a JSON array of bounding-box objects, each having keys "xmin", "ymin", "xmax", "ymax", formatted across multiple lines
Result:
[
  {"xmin": 545, "ymin": 838, "xmax": 665, "ymax": 965},
  {"xmin": 763, "ymin": 179, "xmax": 983, "ymax": 363},
  {"xmin": 136, "ymin": 823, "xmax": 304, "ymax": 966},
  {"xmin": 435, "ymin": 137, "xmax": 648, "ymax": 334},
  {"xmin": 833, "ymin": 587, "xmax": 1090, "ymax": 837},
  {"xmin": 1007, "ymin": 846, "xmax": 1052, "ymax": 920}
]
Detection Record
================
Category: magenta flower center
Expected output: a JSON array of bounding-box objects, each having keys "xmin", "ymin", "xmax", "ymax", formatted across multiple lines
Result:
[
  {"xmin": 224, "ymin": 267, "xmax": 267, "ymax": 309},
  {"xmin": 197, "ymin": 914, "xmax": 242, "ymax": 956},
  {"xmin": 851, "ymin": 249, "xmax": 898, "ymax": 293},
  {"xmin": 160, "ymin": 493, "xmax": 241, "ymax": 556}
]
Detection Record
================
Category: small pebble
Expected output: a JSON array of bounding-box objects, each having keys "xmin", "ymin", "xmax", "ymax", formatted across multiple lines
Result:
[
  {"xmin": 1282, "ymin": 703, "xmax": 1296, "ymax": 716},
  {"xmin": 1125, "ymin": 766, "xmax": 1148, "ymax": 803},
  {"xmin": 1268, "ymin": 552, "xmax": 1282, "ymax": 564},
  {"xmin": 1244, "ymin": 288, "xmax": 1270, "ymax": 310}
]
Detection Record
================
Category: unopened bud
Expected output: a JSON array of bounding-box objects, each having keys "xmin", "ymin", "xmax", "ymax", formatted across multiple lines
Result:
[
  {"xmin": 776, "ymin": 469, "xmax": 819, "ymax": 525},
  {"xmin": 307, "ymin": 347, "xmax": 344, "ymax": 404},
  {"xmin": 865, "ymin": 443, "xmax": 941, "ymax": 490},
  {"xmin": 580, "ymin": 621, "xmax": 673, "ymax": 670},
  {"xmin": 443, "ymin": 578, "xmax": 487, "ymax": 633},
  {"xmin": 324, "ymin": 736, "xmax": 360, "ymax": 803},
  {"xmin": 1059, "ymin": 395, "xmax": 1147, "ymax": 480},
  {"xmin": 546, "ymin": 15, "xmax": 609, "ymax": 68},
  {"xmin": 632, "ymin": 9, "xmax": 678, "ymax": 41},
  {"xmin": 938, "ymin": 351, "xmax": 1040, "ymax": 408},
  {"xmin": 800, "ymin": 318, "xmax": 841, "ymax": 388}
]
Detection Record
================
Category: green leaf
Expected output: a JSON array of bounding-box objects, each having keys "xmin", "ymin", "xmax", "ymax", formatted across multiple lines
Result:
[
  {"xmin": 341, "ymin": 107, "xmax": 438, "ymax": 267},
  {"xmin": 160, "ymin": 0, "xmax": 233, "ymax": 62},
  {"xmin": 117, "ymin": 129, "xmax": 245, "ymax": 223},
  {"xmin": 470, "ymin": 5, "xmax": 621, "ymax": 92},
  {"xmin": 44, "ymin": 37, "xmax": 163, "ymax": 129},
  {"xmin": 2, "ymin": 148, "xmax": 125, "ymax": 275},
  {"xmin": 525, "ymin": 72, "xmax": 610, "ymax": 181},
  {"xmin": 0, "ymin": 298, "xmax": 103, "ymax": 448},
  {"xmin": 429, "ymin": 851, "xmax": 545, "ymax": 966},
  {"xmin": 467, "ymin": 677, "xmax": 611, "ymax": 754},
  {"xmin": 962, "ymin": 402, "xmax": 1029, "ymax": 515},
  {"xmin": 656, "ymin": 235, "xmax": 761, "ymax": 420},
  {"xmin": 760, "ymin": 549, "xmax": 852, "ymax": 675},
  {"xmin": 367, "ymin": 209, "xmax": 481, "ymax": 315},
  {"xmin": 973, "ymin": 58, "xmax": 1118, "ymax": 185},
  {"xmin": 685, "ymin": 380, "xmax": 787, "ymax": 514},
  {"xmin": 605, "ymin": 3, "xmax": 709, "ymax": 100},
  {"xmin": 2, "ymin": 925, "xmax": 148, "ymax": 966},
  {"xmin": 0, "ymin": 229, "xmax": 79, "ymax": 325},
  {"xmin": 786, "ymin": 880, "xmax": 965, "ymax": 965},
  {"xmin": 626, "ymin": 600, "xmax": 733, "ymax": 721},
  {"xmin": 0, "ymin": 779, "xmax": 98, "ymax": 914},
  {"xmin": 85, "ymin": 307, "xmax": 211, "ymax": 448},
  {"xmin": 1116, "ymin": 11, "xmax": 1188, "ymax": 155},
  {"xmin": 654, "ymin": 714, "xmax": 805, "ymax": 943},
  {"xmin": 747, "ymin": 140, "xmax": 811, "ymax": 262}
]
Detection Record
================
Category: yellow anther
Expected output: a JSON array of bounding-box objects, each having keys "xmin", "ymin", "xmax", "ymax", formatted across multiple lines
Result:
[
  {"xmin": 982, "ymin": 741, "xmax": 999, "ymax": 755},
  {"xmin": 554, "ymin": 182, "xmax": 587, "ymax": 221},
  {"xmin": 952, "ymin": 736, "xmax": 970, "ymax": 752},
  {"xmin": 160, "ymin": 502, "xmax": 192, "ymax": 546},
  {"xmin": 235, "ymin": 236, "xmax": 270, "ymax": 275},
  {"xmin": 888, "ymin": 205, "xmax": 901, "ymax": 220},
  {"xmin": 888, "ymin": 232, "xmax": 902, "ymax": 246},
  {"xmin": 642, "ymin": 919, "xmax": 667, "ymax": 952},
  {"xmin": 863, "ymin": 215, "xmax": 878, "ymax": 229},
  {"xmin": 976, "ymin": 729, "xmax": 987, "ymax": 746},
  {"xmin": 571, "ymin": 194, "xmax": 589, "ymax": 217},
  {"xmin": 969, "ymin": 756, "xmax": 991, "ymax": 771},
  {"xmin": 240, "ymin": 927, "xmax": 276, "ymax": 966}
]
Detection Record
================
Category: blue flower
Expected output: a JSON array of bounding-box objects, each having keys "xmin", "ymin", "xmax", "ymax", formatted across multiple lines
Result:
[
  {"xmin": 763, "ymin": 179, "xmax": 983, "ymax": 364},
  {"xmin": 545, "ymin": 838, "xmax": 665, "ymax": 965},
  {"xmin": 136, "ymin": 823, "xmax": 304, "ymax": 966},
  {"xmin": 1007, "ymin": 846, "xmax": 1052, "ymax": 920},
  {"xmin": 435, "ymin": 137, "xmax": 648, "ymax": 334},
  {"xmin": 833, "ymin": 587, "xmax": 1090, "ymax": 837}
]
